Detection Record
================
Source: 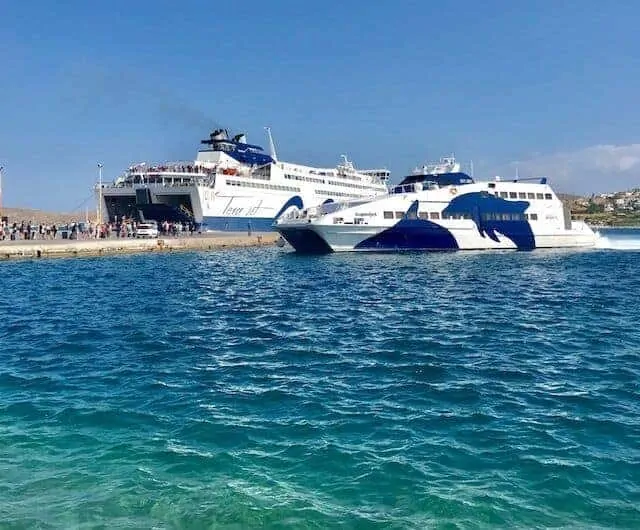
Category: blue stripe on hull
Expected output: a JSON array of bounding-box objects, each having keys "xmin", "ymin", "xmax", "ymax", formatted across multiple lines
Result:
[{"xmin": 203, "ymin": 216, "xmax": 275, "ymax": 232}]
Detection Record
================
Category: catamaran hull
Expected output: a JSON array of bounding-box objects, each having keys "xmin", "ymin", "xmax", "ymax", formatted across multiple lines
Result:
[{"xmin": 276, "ymin": 221, "xmax": 598, "ymax": 253}]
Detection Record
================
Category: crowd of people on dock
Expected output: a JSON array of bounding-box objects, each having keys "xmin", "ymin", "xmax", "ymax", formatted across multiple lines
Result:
[{"xmin": 0, "ymin": 218, "xmax": 200, "ymax": 241}]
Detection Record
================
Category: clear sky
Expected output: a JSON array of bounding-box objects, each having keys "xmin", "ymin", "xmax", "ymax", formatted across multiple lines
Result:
[{"xmin": 1, "ymin": 0, "xmax": 639, "ymax": 210}]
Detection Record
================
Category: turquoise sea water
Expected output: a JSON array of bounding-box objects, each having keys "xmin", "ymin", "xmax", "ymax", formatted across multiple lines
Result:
[{"xmin": 1, "ymin": 229, "xmax": 639, "ymax": 529}]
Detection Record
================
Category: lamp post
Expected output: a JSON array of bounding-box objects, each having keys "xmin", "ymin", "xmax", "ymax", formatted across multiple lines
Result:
[
  {"xmin": 97, "ymin": 163, "xmax": 104, "ymax": 223},
  {"xmin": 0, "ymin": 166, "xmax": 4, "ymax": 216}
]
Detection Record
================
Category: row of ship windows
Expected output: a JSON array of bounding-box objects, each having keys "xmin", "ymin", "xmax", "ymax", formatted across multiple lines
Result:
[
  {"xmin": 284, "ymin": 173, "xmax": 377, "ymax": 192},
  {"xmin": 499, "ymin": 191, "xmax": 553, "ymax": 200},
  {"xmin": 225, "ymin": 179, "xmax": 300, "ymax": 192},
  {"xmin": 316, "ymin": 189, "xmax": 364, "ymax": 198},
  {"xmin": 285, "ymin": 174, "xmax": 326, "ymax": 184},
  {"xmin": 384, "ymin": 211, "xmax": 540, "ymax": 221},
  {"xmin": 286, "ymin": 167, "xmax": 363, "ymax": 182},
  {"xmin": 326, "ymin": 180, "xmax": 379, "ymax": 191}
]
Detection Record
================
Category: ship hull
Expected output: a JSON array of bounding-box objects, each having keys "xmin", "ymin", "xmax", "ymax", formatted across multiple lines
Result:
[{"xmin": 277, "ymin": 221, "xmax": 597, "ymax": 253}]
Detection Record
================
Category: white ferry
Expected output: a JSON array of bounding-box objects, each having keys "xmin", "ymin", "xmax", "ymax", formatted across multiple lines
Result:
[
  {"xmin": 274, "ymin": 156, "xmax": 597, "ymax": 252},
  {"xmin": 98, "ymin": 128, "xmax": 389, "ymax": 231}
]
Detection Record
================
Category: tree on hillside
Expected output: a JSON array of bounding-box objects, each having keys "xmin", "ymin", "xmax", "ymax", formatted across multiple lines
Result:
[{"xmin": 586, "ymin": 202, "xmax": 604, "ymax": 214}]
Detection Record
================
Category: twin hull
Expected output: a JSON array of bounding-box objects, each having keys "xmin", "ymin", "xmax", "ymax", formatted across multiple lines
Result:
[
  {"xmin": 275, "ymin": 186, "xmax": 598, "ymax": 252},
  {"xmin": 277, "ymin": 221, "xmax": 597, "ymax": 253}
]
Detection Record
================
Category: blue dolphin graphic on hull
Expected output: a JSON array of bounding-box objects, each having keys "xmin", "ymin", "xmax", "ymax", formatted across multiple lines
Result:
[
  {"xmin": 355, "ymin": 201, "xmax": 459, "ymax": 251},
  {"xmin": 443, "ymin": 192, "xmax": 535, "ymax": 250}
]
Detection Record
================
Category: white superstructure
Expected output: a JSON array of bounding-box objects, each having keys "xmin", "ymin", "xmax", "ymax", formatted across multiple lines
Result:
[
  {"xmin": 274, "ymin": 157, "xmax": 597, "ymax": 252},
  {"xmin": 98, "ymin": 128, "xmax": 389, "ymax": 231}
]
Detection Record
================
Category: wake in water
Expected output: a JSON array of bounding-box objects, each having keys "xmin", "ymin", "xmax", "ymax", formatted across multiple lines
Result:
[{"xmin": 594, "ymin": 230, "xmax": 640, "ymax": 250}]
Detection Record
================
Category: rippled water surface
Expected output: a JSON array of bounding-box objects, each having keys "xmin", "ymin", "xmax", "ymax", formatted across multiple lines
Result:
[{"xmin": 1, "ymin": 230, "xmax": 639, "ymax": 528}]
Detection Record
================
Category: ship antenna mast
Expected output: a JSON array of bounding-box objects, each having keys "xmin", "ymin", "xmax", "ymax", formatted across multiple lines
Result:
[{"xmin": 264, "ymin": 126, "xmax": 278, "ymax": 162}]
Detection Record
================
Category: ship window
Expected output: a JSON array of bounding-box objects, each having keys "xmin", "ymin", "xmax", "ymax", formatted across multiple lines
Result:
[
  {"xmin": 418, "ymin": 212, "xmax": 429, "ymax": 219},
  {"xmin": 524, "ymin": 213, "xmax": 529, "ymax": 220},
  {"xmin": 500, "ymin": 192, "xmax": 508, "ymax": 198},
  {"xmin": 536, "ymin": 193, "xmax": 544, "ymax": 199},
  {"xmin": 462, "ymin": 213, "xmax": 471, "ymax": 219},
  {"xmin": 395, "ymin": 212, "xmax": 404, "ymax": 219},
  {"xmin": 518, "ymin": 192, "xmax": 527, "ymax": 199},
  {"xmin": 488, "ymin": 183, "xmax": 496, "ymax": 188},
  {"xmin": 530, "ymin": 213, "xmax": 538, "ymax": 220},
  {"xmin": 545, "ymin": 193, "xmax": 553, "ymax": 200},
  {"xmin": 526, "ymin": 192, "xmax": 534, "ymax": 199},
  {"xmin": 509, "ymin": 192, "xmax": 517, "ymax": 199},
  {"xmin": 384, "ymin": 211, "xmax": 394, "ymax": 219},
  {"xmin": 501, "ymin": 213, "xmax": 510, "ymax": 220},
  {"xmin": 430, "ymin": 212, "xmax": 440, "ymax": 219}
]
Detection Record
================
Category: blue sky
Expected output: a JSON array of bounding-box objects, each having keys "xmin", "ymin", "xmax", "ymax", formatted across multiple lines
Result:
[{"xmin": 1, "ymin": 0, "xmax": 639, "ymax": 210}]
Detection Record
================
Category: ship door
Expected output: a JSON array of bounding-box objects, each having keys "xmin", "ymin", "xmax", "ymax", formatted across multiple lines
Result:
[{"xmin": 135, "ymin": 188, "xmax": 152, "ymax": 205}]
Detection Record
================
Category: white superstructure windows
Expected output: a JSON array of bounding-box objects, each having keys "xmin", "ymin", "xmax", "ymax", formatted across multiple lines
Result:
[
  {"xmin": 442, "ymin": 213, "xmax": 472, "ymax": 220},
  {"xmin": 326, "ymin": 180, "xmax": 382, "ymax": 192},
  {"xmin": 285, "ymin": 173, "xmax": 326, "ymax": 184},
  {"xmin": 480, "ymin": 212, "xmax": 525, "ymax": 221},
  {"xmin": 383, "ymin": 211, "xmax": 394, "ymax": 219},
  {"xmin": 494, "ymin": 190, "xmax": 554, "ymax": 201},
  {"xmin": 225, "ymin": 179, "xmax": 300, "ymax": 192},
  {"xmin": 315, "ymin": 189, "xmax": 365, "ymax": 199}
]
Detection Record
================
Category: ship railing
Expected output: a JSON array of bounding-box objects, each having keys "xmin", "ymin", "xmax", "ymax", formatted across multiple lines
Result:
[
  {"xmin": 127, "ymin": 162, "xmax": 217, "ymax": 175},
  {"xmin": 108, "ymin": 175, "xmax": 213, "ymax": 188}
]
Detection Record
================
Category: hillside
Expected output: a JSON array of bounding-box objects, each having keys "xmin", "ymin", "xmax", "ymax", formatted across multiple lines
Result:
[{"xmin": 1, "ymin": 207, "xmax": 82, "ymax": 226}]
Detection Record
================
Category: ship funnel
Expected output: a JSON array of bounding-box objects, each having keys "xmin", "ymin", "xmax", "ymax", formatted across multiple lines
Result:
[{"xmin": 212, "ymin": 129, "xmax": 228, "ymax": 141}]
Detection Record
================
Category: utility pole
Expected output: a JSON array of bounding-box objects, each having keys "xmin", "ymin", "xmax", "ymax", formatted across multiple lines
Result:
[{"xmin": 97, "ymin": 163, "xmax": 103, "ymax": 223}]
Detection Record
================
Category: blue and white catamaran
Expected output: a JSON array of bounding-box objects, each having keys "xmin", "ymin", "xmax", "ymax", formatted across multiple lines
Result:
[{"xmin": 274, "ymin": 156, "xmax": 597, "ymax": 252}]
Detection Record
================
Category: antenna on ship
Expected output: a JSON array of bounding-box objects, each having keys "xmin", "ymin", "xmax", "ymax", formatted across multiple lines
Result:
[{"xmin": 264, "ymin": 126, "xmax": 278, "ymax": 162}]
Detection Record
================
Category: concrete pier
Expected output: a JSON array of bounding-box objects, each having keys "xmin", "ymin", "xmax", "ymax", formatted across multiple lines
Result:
[{"xmin": 0, "ymin": 232, "xmax": 280, "ymax": 260}]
